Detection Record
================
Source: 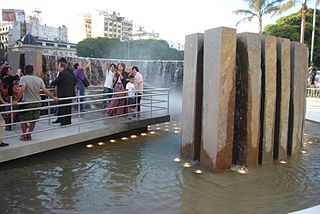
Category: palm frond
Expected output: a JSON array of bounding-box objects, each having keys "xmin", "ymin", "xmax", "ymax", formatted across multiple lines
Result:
[
  {"xmin": 272, "ymin": 0, "xmax": 298, "ymax": 16},
  {"xmin": 236, "ymin": 15, "xmax": 257, "ymax": 26},
  {"xmin": 233, "ymin": 9, "xmax": 257, "ymax": 16}
]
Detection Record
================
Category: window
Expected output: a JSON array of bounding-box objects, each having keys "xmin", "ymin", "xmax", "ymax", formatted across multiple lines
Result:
[{"xmin": 46, "ymin": 43, "xmax": 54, "ymax": 47}]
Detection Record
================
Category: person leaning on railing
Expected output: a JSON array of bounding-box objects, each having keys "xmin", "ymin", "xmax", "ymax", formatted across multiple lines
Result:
[
  {"xmin": 13, "ymin": 65, "xmax": 58, "ymax": 141},
  {"xmin": 0, "ymin": 66, "xmax": 20, "ymax": 131}
]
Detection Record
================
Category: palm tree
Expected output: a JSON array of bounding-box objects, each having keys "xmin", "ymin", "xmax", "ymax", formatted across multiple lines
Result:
[
  {"xmin": 272, "ymin": 0, "xmax": 307, "ymax": 42},
  {"xmin": 233, "ymin": 0, "xmax": 287, "ymax": 34},
  {"xmin": 273, "ymin": 0, "xmax": 320, "ymax": 44}
]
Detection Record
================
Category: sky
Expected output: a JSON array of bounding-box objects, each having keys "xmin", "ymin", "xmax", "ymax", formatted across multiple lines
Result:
[{"xmin": 1, "ymin": 0, "xmax": 319, "ymax": 44}]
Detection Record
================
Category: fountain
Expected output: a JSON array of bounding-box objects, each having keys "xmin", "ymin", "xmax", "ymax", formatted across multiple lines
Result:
[{"xmin": 181, "ymin": 26, "xmax": 309, "ymax": 171}]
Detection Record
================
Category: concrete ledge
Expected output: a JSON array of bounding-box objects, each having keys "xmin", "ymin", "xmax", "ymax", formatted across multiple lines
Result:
[{"xmin": 0, "ymin": 115, "xmax": 170, "ymax": 163}]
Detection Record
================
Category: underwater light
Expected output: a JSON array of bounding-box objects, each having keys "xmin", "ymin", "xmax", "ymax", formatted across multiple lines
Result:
[
  {"xmin": 280, "ymin": 161, "xmax": 287, "ymax": 164},
  {"xmin": 121, "ymin": 137, "xmax": 128, "ymax": 141},
  {"xmin": 156, "ymin": 127, "xmax": 161, "ymax": 130},
  {"xmin": 86, "ymin": 144, "xmax": 93, "ymax": 148},
  {"xmin": 150, "ymin": 131, "xmax": 155, "ymax": 135},
  {"xmin": 237, "ymin": 168, "xmax": 248, "ymax": 175},
  {"xmin": 301, "ymin": 151, "xmax": 306, "ymax": 154},
  {"xmin": 195, "ymin": 170, "xmax": 202, "ymax": 174},
  {"xmin": 174, "ymin": 130, "xmax": 180, "ymax": 134},
  {"xmin": 98, "ymin": 142, "xmax": 104, "ymax": 146},
  {"xmin": 110, "ymin": 139, "xmax": 116, "ymax": 143},
  {"xmin": 174, "ymin": 157, "xmax": 181, "ymax": 162},
  {"xmin": 183, "ymin": 162, "xmax": 192, "ymax": 168},
  {"xmin": 131, "ymin": 135, "xmax": 137, "ymax": 139},
  {"xmin": 141, "ymin": 133, "xmax": 147, "ymax": 136}
]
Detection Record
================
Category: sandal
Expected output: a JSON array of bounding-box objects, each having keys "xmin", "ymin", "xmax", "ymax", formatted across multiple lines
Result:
[{"xmin": 19, "ymin": 135, "xmax": 28, "ymax": 141}]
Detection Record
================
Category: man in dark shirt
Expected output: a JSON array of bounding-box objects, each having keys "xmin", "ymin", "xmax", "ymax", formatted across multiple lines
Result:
[{"xmin": 51, "ymin": 58, "xmax": 76, "ymax": 126}]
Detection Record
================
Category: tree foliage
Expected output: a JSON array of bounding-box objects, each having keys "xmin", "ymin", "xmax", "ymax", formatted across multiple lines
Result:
[
  {"xmin": 76, "ymin": 37, "xmax": 183, "ymax": 60},
  {"xmin": 234, "ymin": 0, "xmax": 292, "ymax": 34},
  {"xmin": 263, "ymin": 8, "xmax": 320, "ymax": 67}
]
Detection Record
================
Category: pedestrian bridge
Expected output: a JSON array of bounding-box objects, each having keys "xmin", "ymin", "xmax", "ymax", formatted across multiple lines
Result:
[{"xmin": 0, "ymin": 87, "xmax": 170, "ymax": 163}]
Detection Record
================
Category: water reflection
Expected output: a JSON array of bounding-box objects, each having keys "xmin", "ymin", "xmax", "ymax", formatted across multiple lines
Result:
[{"xmin": 0, "ymin": 121, "xmax": 319, "ymax": 213}]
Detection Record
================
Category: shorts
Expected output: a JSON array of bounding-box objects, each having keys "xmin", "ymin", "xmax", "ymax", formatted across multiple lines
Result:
[
  {"xmin": 127, "ymin": 97, "xmax": 136, "ymax": 107},
  {"xmin": 19, "ymin": 103, "xmax": 42, "ymax": 122}
]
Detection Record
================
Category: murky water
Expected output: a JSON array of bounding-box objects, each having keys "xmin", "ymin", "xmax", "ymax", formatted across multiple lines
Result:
[{"xmin": 0, "ymin": 121, "xmax": 319, "ymax": 214}]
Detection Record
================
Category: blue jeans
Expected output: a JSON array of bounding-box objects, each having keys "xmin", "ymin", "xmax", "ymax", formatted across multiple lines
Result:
[{"xmin": 76, "ymin": 85, "xmax": 85, "ymax": 111}]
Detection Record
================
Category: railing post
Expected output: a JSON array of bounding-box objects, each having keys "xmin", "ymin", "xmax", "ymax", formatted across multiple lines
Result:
[
  {"xmin": 48, "ymin": 100, "xmax": 51, "ymax": 125},
  {"xmin": 167, "ymin": 89, "xmax": 169, "ymax": 115},
  {"xmin": 78, "ymin": 96, "xmax": 81, "ymax": 133},
  {"xmin": 10, "ymin": 96, "xmax": 13, "ymax": 131},
  {"xmin": 151, "ymin": 94, "xmax": 153, "ymax": 118}
]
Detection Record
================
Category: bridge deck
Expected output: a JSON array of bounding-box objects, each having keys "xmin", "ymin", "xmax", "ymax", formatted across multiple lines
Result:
[{"xmin": 0, "ymin": 112, "xmax": 170, "ymax": 163}]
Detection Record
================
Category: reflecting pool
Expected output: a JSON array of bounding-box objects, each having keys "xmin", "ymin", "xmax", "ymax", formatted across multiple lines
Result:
[{"xmin": 0, "ymin": 121, "xmax": 319, "ymax": 214}]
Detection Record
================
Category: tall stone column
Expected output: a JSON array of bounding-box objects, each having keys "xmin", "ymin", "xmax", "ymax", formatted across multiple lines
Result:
[
  {"xmin": 274, "ymin": 38, "xmax": 291, "ymax": 160},
  {"xmin": 233, "ymin": 32, "xmax": 261, "ymax": 168},
  {"xmin": 201, "ymin": 27, "xmax": 236, "ymax": 171},
  {"xmin": 181, "ymin": 33, "xmax": 204, "ymax": 160},
  {"xmin": 260, "ymin": 35, "xmax": 277, "ymax": 164},
  {"xmin": 288, "ymin": 42, "xmax": 309, "ymax": 155}
]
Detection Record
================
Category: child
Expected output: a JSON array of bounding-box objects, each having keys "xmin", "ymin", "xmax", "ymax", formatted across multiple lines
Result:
[{"xmin": 126, "ymin": 75, "xmax": 136, "ymax": 119}]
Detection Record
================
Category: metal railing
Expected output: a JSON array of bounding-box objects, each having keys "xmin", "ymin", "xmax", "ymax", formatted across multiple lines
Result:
[
  {"xmin": 306, "ymin": 88, "xmax": 320, "ymax": 98},
  {"xmin": 1, "ymin": 87, "xmax": 169, "ymax": 140}
]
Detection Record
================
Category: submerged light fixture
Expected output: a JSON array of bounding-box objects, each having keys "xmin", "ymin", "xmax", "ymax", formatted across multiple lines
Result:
[
  {"xmin": 141, "ymin": 133, "xmax": 147, "ymax": 136},
  {"xmin": 110, "ymin": 139, "xmax": 116, "ymax": 143},
  {"xmin": 237, "ymin": 168, "xmax": 248, "ymax": 175},
  {"xmin": 86, "ymin": 144, "xmax": 93, "ymax": 148},
  {"xmin": 183, "ymin": 162, "xmax": 192, "ymax": 168},
  {"xmin": 121, "ymin": 137, "xmax": 128, "ymax": 141},
  {"xmin": 150, "ymin": 131, "xmax": 155, "ymax": 135},
  {"xmin": 174, "ymin": 157, "xmax": 181, "ymax": 162},
  {"xmin": 98, "ymin": 142, "xmax": 104, "ymax": 146},
  {"xmin": 195, "ymin": 170, "xmax": 202, "ymax": 174},
  {"xmin": 131, "ymin": 135, "xmax": 137, "ymax": 139}
]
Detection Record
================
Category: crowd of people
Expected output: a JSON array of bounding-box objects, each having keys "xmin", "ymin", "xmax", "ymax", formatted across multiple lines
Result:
[{"xmin": 0, "ymin": 58, "xmax": 144, "ymax": 147}]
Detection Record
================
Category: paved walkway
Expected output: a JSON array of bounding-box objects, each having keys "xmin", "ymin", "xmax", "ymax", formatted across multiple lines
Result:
[{"xmin": 306, "ymin": 97, "xmax": 320, "ymax": 123}]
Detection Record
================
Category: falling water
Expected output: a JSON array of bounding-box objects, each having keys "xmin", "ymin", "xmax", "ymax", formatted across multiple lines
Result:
[{"xmin": 43, "ymin": 55, "xmax": 184, "ymax": 89}]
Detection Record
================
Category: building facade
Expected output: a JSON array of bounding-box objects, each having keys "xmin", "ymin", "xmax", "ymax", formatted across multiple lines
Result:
[
  {"xmin": 1, "ymin": 9, "xmax": 69, "ymax": 53},
  {"xmin": 9, "ymin": 33, "xmax": 77, "ymax": 57},
  {"xmin": 0, "ymin": 22, "xmax": 14, "ymax": 50},
  {"xmin": 132, "ymin": 25, "xmax": 159, "ymax": 40},
  {"xmin": 83, "ymin": 10, "xmax": 133, "ymax": 41}
]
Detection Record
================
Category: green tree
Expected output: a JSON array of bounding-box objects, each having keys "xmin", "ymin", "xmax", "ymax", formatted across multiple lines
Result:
[
  {"xmin": 233, "ymin": 0, "xmax": 289, "ymax": 34},
  {"xmin": 263, "ymin": 8, "xmax": 320, "ymax": 67},
  {"xmin": 272, "ymin": 0, "xmax": 320, "ymax": 43},
  {"xmin": 76, "ymin": 38, "xmax": 183, "ymax": 60}
]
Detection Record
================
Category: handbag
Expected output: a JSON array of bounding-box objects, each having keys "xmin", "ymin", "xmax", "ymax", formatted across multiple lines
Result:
[{"xmin": 83, "ymin": 77, "xmax": 90, "ymax": 87}]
